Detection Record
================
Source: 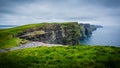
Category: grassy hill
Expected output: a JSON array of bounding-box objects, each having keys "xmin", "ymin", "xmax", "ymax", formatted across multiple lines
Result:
[
  {"xmin": 0, "ymin": 45, "xmax": 120, "ymax": 68},
  {"xmin": 0, "ymin": 23, "xmax": 49, "ymax": 49}
]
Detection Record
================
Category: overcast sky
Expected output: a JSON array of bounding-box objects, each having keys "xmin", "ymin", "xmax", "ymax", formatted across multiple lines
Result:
[{"xmin": 0, "ymin": 0, "xmax": 120, "ymax": 26}]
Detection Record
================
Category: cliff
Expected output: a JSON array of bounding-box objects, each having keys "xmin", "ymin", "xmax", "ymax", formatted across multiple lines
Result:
[
  {"xmin": 79, "ymin": 23, "xmax": 93, "ymax": 38},
  {"xmin": 16, "ymin": 22, "xmax": 99, "ymax": 45},
  {"xmin": 0, "ymin": 22, "xmax": 102, "ymax": 49},
  {"xmin": 17, "ymin": 22, "xmax": 98, "ymax": 45},
  {"xmin": 17, "ymin": 22, "xmax": 80, "ymax": 45}
]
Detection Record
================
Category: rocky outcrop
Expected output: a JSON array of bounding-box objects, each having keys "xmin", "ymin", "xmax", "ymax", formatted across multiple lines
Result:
[
  {"xmin": 17, "ymin": 22, "xmax": 101, "ymax": 45},
  {"xmin": 79, "ymin": 23, "xmax": 92, "ymax": 38},
  {"xmin": 17, "ymin": 22, "xmax": 80, "ymax": 45}
]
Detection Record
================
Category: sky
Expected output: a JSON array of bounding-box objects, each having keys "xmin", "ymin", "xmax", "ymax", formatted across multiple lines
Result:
[{"xmin": 0, "ymin": 0, "xmax": 120, "ymax": 26}]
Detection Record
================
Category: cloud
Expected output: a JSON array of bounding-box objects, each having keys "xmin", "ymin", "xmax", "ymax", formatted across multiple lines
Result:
[{"xmin": 0, "ymin": 0, "xmax": 120, "ymax": 26}]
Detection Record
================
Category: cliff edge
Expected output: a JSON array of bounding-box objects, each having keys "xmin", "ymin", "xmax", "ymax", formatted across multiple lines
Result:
[{"xmin": 17, "ymin": 22, "xmax": 99, "ymax": 45}]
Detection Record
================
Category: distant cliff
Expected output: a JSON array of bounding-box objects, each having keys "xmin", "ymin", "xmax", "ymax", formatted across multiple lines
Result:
[
  {"xmin": 17, "ymin": 22, "xmax": 101, "ymax": 45},
  {"xmin": 79, "ymin": 23, "xmax": 92, "ymax": 38},
  {"xmin": 79, "ymin": 23, "xmax": 103, "ymax": 38},
  {"xmin": 91, "ymin": 25, "xmax": 103, "ymax": 31}
]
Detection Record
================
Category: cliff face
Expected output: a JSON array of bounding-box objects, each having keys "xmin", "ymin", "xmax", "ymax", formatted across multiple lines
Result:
[
  {"xmin": 17, "ymin": 22, "xmax": 80, "ymax": 45},
  {"xmin": 79, "ymin": 23, "xmax": 92, "ymax": 38},
  {"xmin": 17, "ymin": 22, "xmax": 98, "ymax": 45}
]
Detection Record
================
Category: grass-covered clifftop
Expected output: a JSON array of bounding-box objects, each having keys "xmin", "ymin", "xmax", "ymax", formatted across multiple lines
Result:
[
  {"xmin": 0, "ymin": 45, "xmax": 120, "ymax": 68},
  {"xmin": 0, "ymin": 23, "xmax": 48, "ymax": 49}
]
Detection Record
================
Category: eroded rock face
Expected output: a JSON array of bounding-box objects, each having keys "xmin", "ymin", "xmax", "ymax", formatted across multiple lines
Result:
[
  {"xmin": 17, "ymin": 22, "xmax": 80, "ymax": 45},
  {"xmin": 84, "ymin": 24, "xmax": 92, "ymax": 35},
  {"xmin": 17, "ymin": 22, "xmax": 98, "ymax": 45},
  {"xmin": 79, "ymin": 23, "xmax": 93, "ymax": 38}
]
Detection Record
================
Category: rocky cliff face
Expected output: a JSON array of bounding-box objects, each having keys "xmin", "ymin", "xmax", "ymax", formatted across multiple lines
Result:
[
  {"xmin": 17, "ymin": 22, "xmax": 99, "ymax": 45},
  {"xmin": 79, "ymin": 23, "xmax": 93, "ymax": 38},
  {"xmin": 17, "ymin": 22, "xmax": 80, "ymax": 45}
]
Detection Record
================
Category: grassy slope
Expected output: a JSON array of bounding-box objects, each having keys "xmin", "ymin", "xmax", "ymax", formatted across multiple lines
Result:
[
  {"xmin": 0, "ymin": 23, "xmax": 47, "ymax": 49},
  {"xmin": 0, "ymin": 23, "xmax": 63, "ymax": 49},
  {"xmin": 0, "ymin": 22, "xmax": 78, "ymax": 49},
  {"xmin": 0, "ymin": 45, "xmax": 120, "ymax": 68}
]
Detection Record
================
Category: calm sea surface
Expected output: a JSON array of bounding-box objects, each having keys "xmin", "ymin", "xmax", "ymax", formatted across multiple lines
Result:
[{"xmin": 80, "ymin": 25, "xmax": 120, "ymax": 47}]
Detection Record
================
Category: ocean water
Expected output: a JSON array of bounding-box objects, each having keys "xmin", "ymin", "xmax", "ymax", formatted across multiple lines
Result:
[
  {"xmin": 80, "ymin": 25, "xmax": 120, "ymax": 47},
  {"xmin": 0, "ymin": 25, "xmax": 16, "ymax": 29}
]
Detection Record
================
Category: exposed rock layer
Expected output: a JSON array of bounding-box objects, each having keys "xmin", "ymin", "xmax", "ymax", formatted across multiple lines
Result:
[{"xmin": 17, "ymin": 22, "xmax": 99, "ymax": 45}]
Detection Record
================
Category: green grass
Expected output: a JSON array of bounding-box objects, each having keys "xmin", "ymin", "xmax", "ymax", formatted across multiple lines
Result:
[
  {"xmin": 0, "ymin": 45, "xmax": 120, "ymax": 68},
  {"xmin": 0, "ymin": 23, "xmax": 47, "ymax": 49},
  {"xmin": 0, "ymin": 38, "xmax": 21, "ymax": 49},
  {"xmin": 0, "ymin": 23, "xmax": 51, "ymax": 49}
]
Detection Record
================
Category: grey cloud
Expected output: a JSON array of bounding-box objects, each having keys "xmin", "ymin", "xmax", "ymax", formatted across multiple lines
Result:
[
  {"xmin": 0, "ymin": 0, "xmax": 120, "ymax": 26},
  {"xmin": 77, "ymin": 0, "xmax": 120, "ymax": 8}
]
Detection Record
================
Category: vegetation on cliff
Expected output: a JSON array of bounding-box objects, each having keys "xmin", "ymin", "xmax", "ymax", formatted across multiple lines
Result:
[
  {"xmin": 0, "ymin": 45, "xmax": 120, "ymax": 68},
  {"xmin": 0, "ymin": 23, "xmax": 47, "ymax": 49}
]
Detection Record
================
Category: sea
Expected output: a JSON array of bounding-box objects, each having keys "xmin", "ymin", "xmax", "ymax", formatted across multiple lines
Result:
[
  {"xmin": 80, "ymin": 25, "xmax": 120, "ymax": 47},
  {"xmin": 0, "ymin": 25, "xmax": 17, "ymax": 29}
]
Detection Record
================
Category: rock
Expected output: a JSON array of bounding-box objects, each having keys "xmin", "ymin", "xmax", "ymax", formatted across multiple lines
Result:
[
  {"xmin": 16, "ymin": 22, "xmax": 101, "ymax": 45},
  {"xmin": 17, "ymin": 22, "xmax": 80, "ymax": 45}
]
